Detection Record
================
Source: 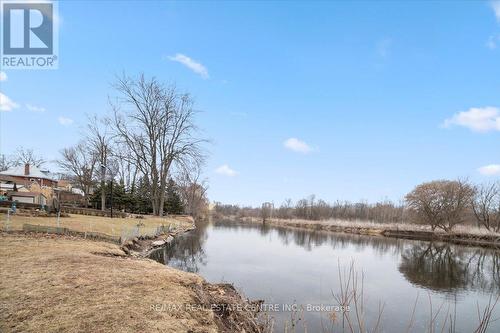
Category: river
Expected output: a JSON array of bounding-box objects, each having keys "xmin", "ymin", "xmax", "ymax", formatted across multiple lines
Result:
[{"xmin": 149, "ymin": 219, "xmax": 500, "ymax": 332}]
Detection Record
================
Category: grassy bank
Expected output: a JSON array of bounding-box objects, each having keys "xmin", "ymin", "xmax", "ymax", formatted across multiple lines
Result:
[
  {"xmin": 0, "ymin": 232, "xmax": 265, "ymax": 333},
  {"xmin": 0, "ymin": 213, "xmax": 194, "ymax": 238},
  {"xmin": 235, "ymin": 217, "xmax": 500, "ymax": 248}
]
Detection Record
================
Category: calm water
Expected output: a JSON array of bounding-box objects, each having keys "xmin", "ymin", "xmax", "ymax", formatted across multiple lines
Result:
[{"xmin": 149, "ymin": 220, "xmax": 500, "ymax": 332}]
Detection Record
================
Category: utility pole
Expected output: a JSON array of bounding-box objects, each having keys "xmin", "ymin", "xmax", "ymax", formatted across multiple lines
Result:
[
  {"xmin": 100, "ymin": 161, "xmax": 106, "ymax": 211},
  {"xmin": 102, "ymin": 163, "xmax": 113, "ymax": 218},
  {"xmin": 110, "ymin": 178, "xmax": 113, "ymax": 218}
]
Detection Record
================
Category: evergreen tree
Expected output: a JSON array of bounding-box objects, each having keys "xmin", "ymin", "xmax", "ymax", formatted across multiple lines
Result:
[
  {"xmin": 133, "ymin": 177, "xmax": 153, "ymax": 214},
  {"xmin": 164, "ymin": 178, "xmax": 184, "ymax": 215},
  {"xmin": 90, "ymin": 181, "xmax": 130, "ymax": 211}
]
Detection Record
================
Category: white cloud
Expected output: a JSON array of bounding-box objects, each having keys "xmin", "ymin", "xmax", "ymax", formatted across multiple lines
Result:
[
  {"xmin": 0, "ymin": 71, "xmax": 7, "ymax": 81},
  {"xmin": 491, "ymin": 1, "xmax": 500, "ymax": 22},
  {"xmin": 478, "ymin": 164, "xmax": 500, "ymax": 176},
  {"xmin": 215, "ymin": 164, "xmax": 238, "ymax": 177},
  {"xmin": 443, "ymin": 107, "xmax": 500, "ymax": 132},
  {"xmin": 167, "ymin": 53, "xmax": 209, "ymax": 79},
  {"xmin": 26, "ymin": 103, "xmax": 46, "ymax": 113},
  {"xmin": 58, "ymin": 116, "xmax": 74, "ymax": 126},
  {"xmin": 0, "ymin": 92, "xmax": 19, "ymax": 112},
  {"xmin": 284, "ymin": 138, "xmax": 313, "ymax": 154}
]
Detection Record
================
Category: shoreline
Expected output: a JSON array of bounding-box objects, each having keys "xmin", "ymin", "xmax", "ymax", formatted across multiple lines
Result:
[
  {"xmin": 0, "ymin": 218, "xmax": 265, "ymax": 333},
  {"xmin": 229, "ymin": 216, "xmax": 500, "ymax": 249},
  {"xmin": 120, "ymin": 222, "xmax": 196, "ymax": 257}
]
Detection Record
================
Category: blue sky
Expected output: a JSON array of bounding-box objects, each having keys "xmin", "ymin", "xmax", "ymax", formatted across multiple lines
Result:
[{"xmin": 1, "ymin": 0, "xmax": 500, "ymax": 206}]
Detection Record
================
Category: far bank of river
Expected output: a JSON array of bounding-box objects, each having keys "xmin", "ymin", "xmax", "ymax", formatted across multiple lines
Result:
[{"xmin": 231, "ymin": 216, "xmax": 500, "ymax": 249}]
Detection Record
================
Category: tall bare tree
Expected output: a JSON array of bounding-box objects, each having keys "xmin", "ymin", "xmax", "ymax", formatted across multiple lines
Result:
[
  {"xmin": 11, "ymin": 147, "xmax": 45, "ymax": 167},
  {"xmin": 87, "ymin": 115, "xmax": 113, "ymax": 211},
  {"xmin": 58, "ymin": 142, "xmax": 98, "ymax": 205},
  {"xmin": 111, "ymin": 74, "xmax": 205, "ymax": 216},
  {"xmin": 471, "ymin": 182, "xmax": 500, "ymax": 232}
]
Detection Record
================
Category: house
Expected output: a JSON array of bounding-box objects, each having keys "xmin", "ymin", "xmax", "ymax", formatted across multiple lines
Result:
[
  {"xmin": 56, "ymin": 189, "xmax": 86, "ymax": 206},
  {"xmin": 0, "ymin": 164, "xmax": 57, "ymax": 206},
  {"xmin": 0, "ymin": 175, "xmax": 26, "ymax": 195},
  {"xmin": 56, "ymin": 179, "xmax": 86, "ymax": 206},
  {"xmin": 57, "ymin": 179, "xmax": 72, "ymax": 191},
  {"xmin": 0, "ymin": 164, "xmax": 58, "ymax": 188},
  {"xmin": 8, "ymin": 191, "xmax": 47, "ymax": 205},
  {"xmin": 57, "ymin": 179, "xmax": 85, "ymax": 195}
]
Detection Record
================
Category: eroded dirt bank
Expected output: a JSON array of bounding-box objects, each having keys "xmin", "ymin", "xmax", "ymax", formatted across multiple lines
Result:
[{"xmin": 0, "ymin": 233, "xmax": 266, "ymax": 333}]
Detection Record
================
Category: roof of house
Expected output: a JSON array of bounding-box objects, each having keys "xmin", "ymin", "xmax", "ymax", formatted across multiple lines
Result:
[{"xmin": 0, "ymin": 165, "xmax": 56, "ymax": 181}]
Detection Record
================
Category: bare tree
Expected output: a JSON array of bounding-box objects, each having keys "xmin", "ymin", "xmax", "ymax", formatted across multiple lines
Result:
[
  {"xmin": 114, "ymin": 144, "xmax": 138, "ymax": 192},
  {"xmin": 295, "ymin": 198, "xmax": 309, "ymax": 219},
  {"xmin": 11, "ymin": 147, "xmax": 44, "ymax": 167},
  {"xmin": 261, "ymin": 202, "xmax": 273, "ymax": 222},
  {"xmin": 471, "ymin": 182, "xmax": 500, "ymax": 232},
  {"xmin": 111, "ymin": 73, "xmax": 205, "ymax": 216},
  {"xmin": 277, "ymin": 198, "xmax": 294, "ymax": 219},
  {"xmin": 176, "ymin": 165, "xmax": 209, "ymax": 219},
  {"xmin": 87, "ymin": 115, "xmax": 113, "ymax": 211},
  {"xmin": 0, "ymin": 154, "xmax": 13, "ymax": 171},
  {"xmin": 405, "ymin": 179, "xmax": 474, "ymax": 232},
  {"xmin": 58, "ymin": 142, "xmax": 98, "ymax": 205}
]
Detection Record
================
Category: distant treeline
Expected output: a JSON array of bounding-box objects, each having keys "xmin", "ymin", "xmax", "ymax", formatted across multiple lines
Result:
[
  {"xmin": 214, "ymin": 179, "xmax": 500, "ymax": 233},
  {"xmin": 214, "ymin": 198, "xmax": 406, "ymax": 223}
]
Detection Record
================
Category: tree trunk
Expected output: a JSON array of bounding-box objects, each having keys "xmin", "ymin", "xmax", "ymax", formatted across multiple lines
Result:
[
  {"xmin": 151, "ymin": 194, "xmax": 158, "ymax": 216},
  {"xmin": 158, "ymin": 178, "xmax": 166, "ymax": 217},
  {"xmin": 158, "ymin": 175, "xmax": 167, "ymax": 217},
  {"xmin": 158, "ymin": 161, "xmax": 171, "ymax": 217}
]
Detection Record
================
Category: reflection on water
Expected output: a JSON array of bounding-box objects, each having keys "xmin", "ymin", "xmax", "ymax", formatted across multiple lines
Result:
[
  {"xmin": 149, "ymin": 219, "xmax": 500, "ymax": 332},
  {"xmin": 149, "ymin": 221, "xmax": 210, "ymax": 273},
  {"xmin": 399, "ymin": 242, "xmax": 500, "ymax": 293}
]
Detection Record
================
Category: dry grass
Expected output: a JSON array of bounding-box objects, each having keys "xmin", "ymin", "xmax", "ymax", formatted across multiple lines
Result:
[
  {"xmin": 246, "ymin": 217, "xmax": 500, "ymax": 237},
  {"xmin": 0, "ymin": 233, "xmax": 218, "ymax": 333},
  {"xmin": 0, "ymin": 213, "xmax": 193, "ymax": 238}
]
